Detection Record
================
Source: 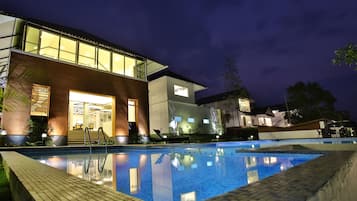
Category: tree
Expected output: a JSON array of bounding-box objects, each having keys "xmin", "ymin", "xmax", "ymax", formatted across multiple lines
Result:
[
  {"xmin": 221, "ymin": 56, "xmax": 250, "ymax": 129},
  {"xmin": 223, "ymin": 56, "xmax": 249, "ymax": 97},
  {"xmin": 332, "ymin": 43, "xmax": 357, "ymax": 69},
  {"xmin": 286, "ymin": 82, "xmax": 346, "ymax": 124}
]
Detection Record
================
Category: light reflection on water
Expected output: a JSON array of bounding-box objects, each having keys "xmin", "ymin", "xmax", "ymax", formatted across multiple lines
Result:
[{"xmin": 33, "ymin": 148, "xmax": 320, "ymax": 201}]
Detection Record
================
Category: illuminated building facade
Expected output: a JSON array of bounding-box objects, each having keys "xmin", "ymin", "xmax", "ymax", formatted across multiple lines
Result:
[
  {"xmin": 0, "ymin": 12, "xmax": 166, "ymax": 145},
  {"xmin": 197, "ymin": 90, "xmax": 254, "ymax": 129},
  {"xmin": 148, "ymin": 70, "xmax": 220, "ymax": 135}
]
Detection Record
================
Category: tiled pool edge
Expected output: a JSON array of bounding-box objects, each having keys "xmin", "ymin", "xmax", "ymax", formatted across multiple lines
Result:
[
  {"xmin": 0, "ymin": 151, "xmax": 142, "ymax": 201},
  {"xmin": 207, "ymin": 151, "xmax": 356, "ymax": 201}
]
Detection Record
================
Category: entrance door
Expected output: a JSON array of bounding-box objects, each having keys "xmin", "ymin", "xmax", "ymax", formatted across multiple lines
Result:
[{"xmin": 68, "ymin": 91, "xmax": 114, "ymax": 137}]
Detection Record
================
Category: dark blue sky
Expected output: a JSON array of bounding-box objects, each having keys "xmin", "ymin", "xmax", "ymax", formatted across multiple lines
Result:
[{"xmin": 2, "ymin": 0, "xmax": 357, "ymax": 120}]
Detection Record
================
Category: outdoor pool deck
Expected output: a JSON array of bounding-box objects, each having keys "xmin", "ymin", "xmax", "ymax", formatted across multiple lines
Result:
[{"xmin": 1, "ymin": 143, "xmax": 357, "ymax": 201}]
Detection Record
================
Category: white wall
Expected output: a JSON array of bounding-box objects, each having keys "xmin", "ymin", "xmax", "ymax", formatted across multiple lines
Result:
[
  {"xmin": 307, "ymin": 153, "xmax": 357, "ymax": 201},
  {"xmin": 168, "ymin": 101, "xmax": 213, "ymax": 134},
  {"xmin": 259, "ymin": 129, "xmax": 321, "ymax": 140},
  {"xmin": 149, "ymin": 77, "xmax": 169, "ymax": 133},
  {"xmin": 166, "ymin": 76, "xmax": 195, "ymax": 104}
]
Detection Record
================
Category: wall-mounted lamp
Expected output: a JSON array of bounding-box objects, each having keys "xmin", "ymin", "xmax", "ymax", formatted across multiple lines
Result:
[
  {"xmin": 42, "ymin": 133, "xmax": 48, "ymax": 145},
  {"xmin": 0, "ymin": 129, "xmax": 7, "ymax": 136}
]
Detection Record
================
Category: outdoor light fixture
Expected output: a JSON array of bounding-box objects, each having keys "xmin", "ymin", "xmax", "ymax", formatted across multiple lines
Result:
[
  {"xmin": 0, "ymin": 130, "xmax": 7, "ymax": 136},
  {"xmin": 42, "ymin": 133, "xmax": 47, "ymax": 145}
]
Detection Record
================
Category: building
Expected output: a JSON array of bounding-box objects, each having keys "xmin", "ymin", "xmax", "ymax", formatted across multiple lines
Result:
[
  {"xmin": 0, "ymin": 12, "xmax": 166, "ymax": 145},
  {"xmin": 148, "ymin": 69, "xmax": 220, "ymax": 135},
  {"xmin": 252, "ymin": 104, "xmax": 291, "ymax": 127},
  {"xmin": 197, "ymin": 90, "xmax": 253, "ymax": 129}
]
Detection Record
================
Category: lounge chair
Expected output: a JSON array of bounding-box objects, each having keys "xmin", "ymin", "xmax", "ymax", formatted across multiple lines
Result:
[{"xmin": 149, "ymin": 129, "xmax": 189, "ymax": 143}]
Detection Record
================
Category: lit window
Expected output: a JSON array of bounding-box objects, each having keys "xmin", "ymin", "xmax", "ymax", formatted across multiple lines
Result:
[
  {"xmin": 78, "ymin": 42, "xmax": 96, "ymax": 68},
  {"xmin": 112, "ymin": 53, "xmax": 124, "ymax": 75},
  {"xmin": 129, "ymin": 168, "xmax": 140, "ymax": 193},
  {"xmin": 203, "ymin": 118, "xmax": 210, "ymax": 124},
  {"xmin": 128, "ymin": 99, "xmax": 136, "ymax": 122},
  {"xmin": 98, "ymin": 48, "xmax": 111, "ymax": 71},
  {"xmin": 174, "ymin": 85, "xmax": 189, "ymax": 97},
  {"xmin": 258, "ymin": 117, "xmax": 265, "ymax": 125},
  {"xmin": 24, "ymin": 26, "xmax": 40, "ymax": 54},
  {"xmin": 125, "ymin": 56, "xmax": 136, "ymax": 77},
  {"xmin": 247, "ymin": 170, "xmax": 259, "ymax": 184},
  {"xmin": 59, "ymin": 37, "xmax": 76, "ymax": 63},
  {"xmin": 239, "ymin": 98, "xmax": 251, "ymax": 112},
  {"xmin": 265, "ymin": 118, "xmax": 272, "ymax": 126},
  {"xmin": 31, "ymin": 84, "xmax": 50, "ymax": 116},
  {"xmin": 188, "ymin": 118, "xmax": 195, "ymax": 123},
  {"xmin": 174, "ymin": 116, "xmax": 182, "ymax": 122},
  {"xmin": 39, "ymin": 31, "xmax": 59, "ymax": 59},
  {"xmin": 68, "ymin": 91, "xmax": 114, "ymax": 136}
]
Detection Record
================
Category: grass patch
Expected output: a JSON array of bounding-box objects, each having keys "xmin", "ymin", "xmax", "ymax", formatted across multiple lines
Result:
[{"xmin": 0, "ymin": 159, "xmax": 11, "ymax": 201}]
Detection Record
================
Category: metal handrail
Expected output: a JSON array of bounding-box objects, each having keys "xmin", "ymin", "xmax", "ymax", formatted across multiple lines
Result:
[
  {"xmin": 97, "ymin": 127, "xmax": 108, "ymax": 153},
  {"xmin": 97, "ymin": 154, "xmax": 107, "ymax": 173},
  {"xmin": 84, "ymin": 127, "xmax": 92, "ymax": 152}
]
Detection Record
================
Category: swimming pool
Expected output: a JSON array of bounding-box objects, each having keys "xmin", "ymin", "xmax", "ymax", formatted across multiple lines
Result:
[{"xmin": 29, "ymin": 144, "xmax": 321, "ymax": 201}]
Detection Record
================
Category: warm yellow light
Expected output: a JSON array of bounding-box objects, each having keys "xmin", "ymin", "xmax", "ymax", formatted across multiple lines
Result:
[{"xmin": 69, "ymin": 91, "xmax": 113, "ymax": 104}]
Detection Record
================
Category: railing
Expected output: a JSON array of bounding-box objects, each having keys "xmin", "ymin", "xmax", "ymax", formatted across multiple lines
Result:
[
  {"xmin": 84, "ymin": 127, "xmax": 108, "ymax": 153},
  {"xmin": 97, "ymin": 127, "xmax": 108, "ymax": 153},
  {"xmin": 83, "ymin": 127, "xmax": 108, "ymax": 174},
  {"xmin": 83, "ymin": 127, "xmax": 92, "ymax": 153},
  {"xmin": 83, "ymin": 153, "xmax": 108, "ymax": 175}
]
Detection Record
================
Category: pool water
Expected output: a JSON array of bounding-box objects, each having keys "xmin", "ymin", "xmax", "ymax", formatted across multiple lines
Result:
[{"xmin": 30, "ymin": 144, "xmax": 320, "ymax": 201}]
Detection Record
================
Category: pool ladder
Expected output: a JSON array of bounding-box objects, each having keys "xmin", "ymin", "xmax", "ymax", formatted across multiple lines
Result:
[{"xmin": 83, "ymin": 127, "xmax": 108, "ymax": 152}]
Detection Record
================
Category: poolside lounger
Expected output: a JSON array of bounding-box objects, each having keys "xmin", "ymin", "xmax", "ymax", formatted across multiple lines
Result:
[{"xmin": 149, "ymin": 129, "xmax": 189, "ymax": 143}]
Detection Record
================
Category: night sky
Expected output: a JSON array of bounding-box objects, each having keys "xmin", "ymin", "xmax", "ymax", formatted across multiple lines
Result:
[{"xmin": 2, "ymin": 0, "xmax": 357, "ymax": 120}]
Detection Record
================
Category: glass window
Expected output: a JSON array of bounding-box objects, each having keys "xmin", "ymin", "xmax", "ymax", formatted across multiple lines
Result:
[
  {"xmin": 125, "ymin": 56, "xmax": 135, "ymax": 77},
  {"xmin": 135, "ymin": 59, "xmax": 145, "ymax": 79},
  {"xmin": 265, "ymin": 118, "xmax": 272, "ymax": 126},
  {"xmin": 69, "ymin": 91, "xmax": 114, "ymax": 137},
  {"xmin": 239, "ymin": 98, "xmax": 251, "ymax": 112},
  {"xmin": 112, "ymin": 53, "xmax": 124, "ymax": 75},
  {"xmin": 174, "ymin": 85, "xmax": 189, "ymax": 97},
  {"xmin": 78, "ymin": 42, "xmax": 96, "ymax": 68},
  {"xmin": 39, "ymin": 31, "xmax": 60, "ymax": 59},
  {"xmin": 31, "ymin": 84, "xmax": 50, "ymax": 116},
  {"xmin": 174, "ymin": 116, "xmax": 182, "ymax": 122},
  {"xmin": 188, "ymin": 117, "xmax": 195, "ymax": 123},
  {"xmin": 98, "ymin": 48, "xmax": 111, "ymax": 71},
  {"xmin": 59, "ymin": 37, "xmax": 76, "ymax": 63},
  {"xmin": 24, "ymin": 26, "xmax": 40, "ymax": 54},
  {"xmin": 258, "ymin": 117, "xmax": 265, "ymax": 125},
  {"xmin": 203, "ymin": 118, "xmax": 210, "ymax": 124},
  {"xmin": 128, "ymin": 99, "xmax": 136, "ymax": 122}
]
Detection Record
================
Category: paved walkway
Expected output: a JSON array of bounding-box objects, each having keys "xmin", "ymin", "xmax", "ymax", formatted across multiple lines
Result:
[{"xmin": 1, "ymin": 151, "xmax": 141, "ymax": 201}]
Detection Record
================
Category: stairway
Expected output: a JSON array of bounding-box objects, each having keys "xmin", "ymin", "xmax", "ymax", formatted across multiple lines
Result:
[{"xmin": 67, "ymin": 130, "xmax": 111, "ymax": 145}]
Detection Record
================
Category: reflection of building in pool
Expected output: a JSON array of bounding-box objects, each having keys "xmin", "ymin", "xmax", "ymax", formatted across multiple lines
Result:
[
  {"xmin": 148, "ymin": 69, "xmax": 221, "ymax": 135},
  {"xmin": 0, "ymin": 12, "xmax": 167, "ymax": 145},
  {"xmin": 36, "ymin": 149, "xmax": 309, "ymax": 201}
]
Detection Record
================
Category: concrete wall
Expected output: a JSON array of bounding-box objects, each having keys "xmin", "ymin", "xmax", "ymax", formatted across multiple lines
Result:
[
  {"xmin": 168, "ymin": 101, "xmax": 213, "ymax": 134},
  {"xmin": 308, "ymin": 152, "xmax": 357, "ymax": 201},
  {"xmin": 148, "ymin": 77, "xmax": 169, "ymax": 133},
  {"xmin": 259, "ymin": 129, "xmax": 321, "ymax": 140},
  {"xmin": 166, "ymin": 76, "xmax": 195, "ymax": 104}
]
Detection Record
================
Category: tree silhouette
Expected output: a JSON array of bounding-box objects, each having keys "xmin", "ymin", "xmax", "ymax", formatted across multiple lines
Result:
[{"xmin": 286, "ymin": 82, "xmax": 346, "ymax": 124}]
